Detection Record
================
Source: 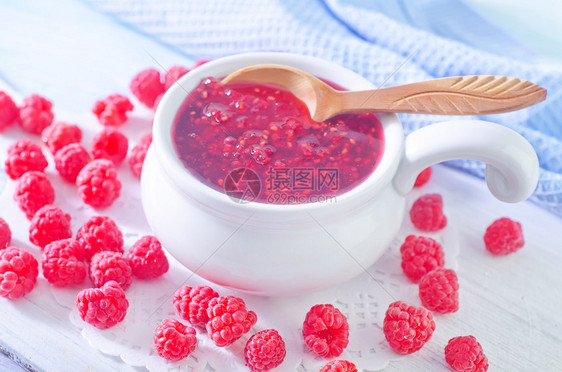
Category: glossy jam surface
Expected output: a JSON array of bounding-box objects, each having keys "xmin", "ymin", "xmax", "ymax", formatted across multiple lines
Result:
[{"xmin": 172, "ymin": 77, "xmax": 384, "ymax": 204}]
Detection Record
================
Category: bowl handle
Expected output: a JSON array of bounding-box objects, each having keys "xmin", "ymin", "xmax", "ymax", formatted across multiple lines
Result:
[{"xmin": 392, "ymin": 120, "xmax": 539, "ymax": 202}]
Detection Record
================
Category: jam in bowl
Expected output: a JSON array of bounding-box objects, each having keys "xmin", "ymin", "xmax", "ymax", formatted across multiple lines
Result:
[{"xmin": 141, "ymin": 52, "xmax": 539, "ymax": 296}]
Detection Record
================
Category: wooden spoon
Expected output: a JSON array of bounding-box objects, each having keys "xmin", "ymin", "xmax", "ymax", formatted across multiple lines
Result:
[{"xmin": 221, "ymin": 64, "xmax": 546, "ymax": 122}]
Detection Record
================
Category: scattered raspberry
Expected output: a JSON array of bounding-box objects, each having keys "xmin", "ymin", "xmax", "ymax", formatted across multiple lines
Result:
[
  {"xmin": 89, "ymin": 251, "xmax": 133, "ymax": 290},
  {"xmin": 54, "ymin": 143, "xmax": 92, "ymax": 183},
  {"xmin": 75, "ymin": 280, "xmax": 129, "ymax": 329},
  {"xmin": 419, "ymin": 268, "xmax": 459, "ymax": 313},
  {"xmin": 127, "ymin": 235, "xmax": 168, "ymax": 279},
  {"xmin": 130, "ymin": 68, "xmax": 165, "ymax": 108},
  {"xmin": 245, "ymin": 329, "xmax": 286, "ymax": 372},
  {"xmin": 0, "ymin": 91, "xmax": 19, "ymax": 131},
  {"xmin": 14, "ymin": 171, "xmax": 55, "ymax": 219},
  {"xmin": 76, "ymin": 159, "xmax": 121, "ymax": 207},
  {"xmin": 154, "ymin": 318, "xmax": 197, "ymax": 361},
  {"xmin": 206, "ymin": 295, "xmax": 258, "ymax": 346},
  {"xmin": 193, "ymin": 59, "xmax": 210, "ymax": 68},
  {"xmin": 400, "ymin": 235, "xmax": 445, "ymax": 283},
  {"xmin": 4, "ymin": 139, "xmax": 48, "ymax": 180},
  {"xmin": 445, "ymin": 335, "xmax": 488, "ymax": 372},
  {"xmin": 90, "ymin": 128, "xmax": 129, "ymax": 165},
  {"xmin": 41, "ymin": 121, "xmax": 82, "ymax": 154},
  {"xmin": 92, "ymin": 93, "xmax": 133, "ymax": 126},
  {"xmin": 484, "ymin": 217, "xmax": 524, "ymax": 255},
  {"xmin": 383, "ymin": 300, "xmax": 435, "ymax": 354},
  {"xmin": 42, "ymin": 239, "xmax": 86, "ymax": 286},
  {"xmin": 173, "ymin": 285, "xmax": 219, "ymax": 326},
  {"xmin": 18, "ymin": 94, "xmax": 54, "ymax": 134},
  {"xmin": 319, "ymin": 360, "xmax": 358, "ymax": 372},
  {"xmin": 0, "ymin": 218, "xmax": 11, "ymax": 250},
  {"xmin": 164, "ymin": 65, "xmax": 190, "ymax": 90},
  {"xmin": 410, "ymin": 193, "xmax": 447, "ymax": 231},
  {"xmin": 76, "ymin": 215, "xmax": 124, "ymax": 260},
  {"xmin": 0, "ymin": 247, "xmax": 38, "ymax": 300},
  {"xmin": 414, "ymin": 167, "xmax": 432, "ymax": 187},
  {"xmin": 129, "ymin": 133, "xmax": 152, "ymax": 178},
  {"xmin": 28, "ymin": 205, "xmax": 72, "ymax": 249},
  {"xmin": 302, "ymin": 304, "xmax": 349, "ymax": 358}
]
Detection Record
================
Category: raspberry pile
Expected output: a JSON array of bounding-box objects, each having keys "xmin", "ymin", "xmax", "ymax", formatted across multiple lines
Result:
[
  {"xmin": 0, "ymin": 217, "xmax": 12, "ymax": 250},
  {"xmin": 129, "ymin": 133, "xmax": 152, "ymax": 178},
  {"xmin": 400, "ymin": 235, "xmax": 445, "ymax": 282},
  {"xmin": 90, "ymin": 127, "xmax": 129, "ymax": 165},
  {"xmin": 206, "ymin": 295, "xmax": 258, "ymax": 346},
  {"xmin": 319, "ymin": 360, "xmax": 358, "ymax": 372},
  {"xmin": 302, "ymin": 304, "xmax": 349, "ymax": 358},
  {"xmin": 89, "ymin": 251, "xmax": 133, "ymax": 290},
  {"xmin": 445, "ymin": 335, "xmax": 488, "ymax": 372},
  {"xmin": 410, "ymin": 193, "xmax": 447, "ymax": 231},
  {"xmin": 484, "ymin": 217, "xmax": 524, "ymax": 255},
  {"xmin": 55, "ymin": 143, "xmax": 92, "ymax": 183},
  {"xmin": 4, "ymin": 139, "xmax": 48, "ymax": 180},
  {"xmin": 76, "ymin": 280, "xmax": 129, "ymax": 329},
  {"xmin": 383, "ymin": 300, "xmax": 435, "ymax": 355},
  {"xmin": 41, "ymin": 121, "xmax": 82, "ymax": 154},
  {"xmin": 18, "ymin": 94, "xmax": 54, "ymax": 134},
  {"xmin": 244, "ymin": 329, "xmax": 286, "ymax": 372},
  {"xmin": 127, "ymin": 235, "xmax": 168, "ymax": 279},
  {"xmin": 14, "ymin": 171, "xmax": 55, "ymax": 219},
  {"xmin": 92, "ymin": 93, "xmax": 133, "ymax": 126},
  {"xmin": 42, "ymin": 239, "xmax": 86, "ymax": 287},
  {"xmin": 173, "ymin": 285, "xmax": 219, "ymax": 326},
  {"xmin": 0, "ymin": 246, "xmax": 39, "ymax": 300},
  {"xmin": 0, "ymin": 90, "xmax": 19, "ymax": 130},
  {"xmin": 28, "ymin": 205, "xmax": 72, "ymax": 249},
  {"xmin": 76, "ymin": 215, "xmax": 124, "ymax": 259},
  {"xmin": 129, "ymin": 68, "xmax": 165, "ymax": 108},
  {"xmin": 153, "ymin": 318, "xmax": 197, "ymax": 361},
  {"xmin": 419, "ymin": 268, "xmax": 459, "ymax": 313},
  {"xmin": 76, "ymin": 159, "xmax": 121, "ymax": 207}
]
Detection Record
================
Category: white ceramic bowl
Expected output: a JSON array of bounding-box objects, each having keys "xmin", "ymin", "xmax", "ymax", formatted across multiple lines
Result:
[{"xmin": 141, "ymin": 52, "xmax": 538, "ymax": 296}]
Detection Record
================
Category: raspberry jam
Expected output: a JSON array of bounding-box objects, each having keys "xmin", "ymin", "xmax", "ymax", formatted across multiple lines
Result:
[{"xmin": 172, "ymin": 77, "xmax": 384, "ymax": 204}]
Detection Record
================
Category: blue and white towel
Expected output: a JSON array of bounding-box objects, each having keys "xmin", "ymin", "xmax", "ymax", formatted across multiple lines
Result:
[{"xmin": 85, "ymin": 0, "xmax": 562, "ymax": 216}]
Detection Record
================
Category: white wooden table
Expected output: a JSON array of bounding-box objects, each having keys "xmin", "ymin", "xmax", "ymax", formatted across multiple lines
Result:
[{"xmin": 1, "ymin": 1, "xmax": 562, "ymax": 371}]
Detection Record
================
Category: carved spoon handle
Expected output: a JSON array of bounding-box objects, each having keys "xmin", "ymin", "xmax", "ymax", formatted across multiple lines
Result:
[{"xmin": 340, "ymin": 75, "xmax": 547, "ymax": 115}]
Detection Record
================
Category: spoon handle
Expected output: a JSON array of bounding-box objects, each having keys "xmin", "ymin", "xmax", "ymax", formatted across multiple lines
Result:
[{"xmin": 341, "ymin": 75, "xmax": 546, "ymax": 115}]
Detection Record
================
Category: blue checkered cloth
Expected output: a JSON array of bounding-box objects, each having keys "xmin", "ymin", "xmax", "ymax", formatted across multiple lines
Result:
[{"xmin": 87, "ymin": 0, "xmax": 562, "ymax": 216}]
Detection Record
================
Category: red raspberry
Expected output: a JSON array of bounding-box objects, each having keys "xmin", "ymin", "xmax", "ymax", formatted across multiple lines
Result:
[
  {"xmin": 127, "ymin": 235, "xmax": 168, "ymax": 279},
  {"xmin": 400, "ymin": 235, "xmax": 445, "ymax": 283},
  {"xmin": 130, "ymin": 68, "xmax": 165, "ymax": 108},
  {"xmin": 153, "ymin": 93, "xmax": 164, "ymax": 110},
  {"xmin": 164, "ymin": 65, "xmax": 190, "ymax": 90},
  {"xmin": 0, "ymin": 218, "xmax": 11, "ymax": 250},
  {"xmin": 14, "ymin": 171, "xmax": 55, "ymax": 219},
  {"xmin": 410, "ymin": 193, "xmax": 447, "ymax": 231},
  {"xmin": 29, "ymin": 205, "xmax": 72, "ymax": 249},
  {"xmin": 76, "ymin": 215, "xmax": 124, "ymax": 260},
  {"xmin": 92, "ymin": 93, "xmax": 133, "ymax": 126},
  {"xmin": 0, "ymin": 247, "xmax": 39, "ymax": 300},
  {"xmin": 383, "ymin": 300, "xmax": 435, "ymax": 354},
  {"xmin": 18, "ymin": 94, "xmax": 54, "ymax": 134},
  {"xmin": 55, "ymin": 143, "xmax": 92, "ymax": 183},
  {"xmin": 42, "ymin": 239, "xmax": 86, "ymax": 286},
  {"xmin": 89, "ymin": 251, "xmax": 133, "ymax": 290},
  {"xmin": 206, "ymin": 295, "xmax": 258, "ymax": 346},
  {"xmin": 484, "ymin": 217, "xmax": 524, "ymax": 255},
  {"xmin": 0, "ymin": 91, "xmax": 19, "ymax": 131},
  {"xmin": 173, "ymin": 285, "xmax": 219, "ymax": 326},
  {"xmin": 445, "ymin": 335, "xmax": 488, "ymax": 372},
  {"xmin": 419, "ymin": 268, "xmax": 459, "ymax": 313},
  {"xmin": 414, "ymin": 167, "xmax": 432, "ymax": 187},
  {"xmin": 75, "ymin": 280, "xmax": 129, "ymax": 329},
  {"xmin": 90, "ymin": 128, "xmax": 129, "ymax": 165},
  {"xmin": 4, "ymin": 140, "xmax": 48, "ymax": 180},
  {"xmin": 76, "ymin": 159, "xmax": 121, "ymax": 207},
  {"xmin": 129, "ymin": 133, "xmax": 152, "ymax": 178},
  {"xmin": 244, "ymin": 329, "xmax": 286, "ymax": 372},
  {"xmin": 319, "ymin": 360, "xmax": 358, "ymax": 372},
  {"xmin": 302, "ymin": 304, "xmax": 349, "ymax": 358},
  {"xmin": 0, "ymin": 247, "xmax": 38, "ymax": 300},
  {"xmin": 154, "ymin": 319, "xmax": 197, "ymax": 361},
  {"xmin": 41, "ymin": 121, "xmax": 82, "ymax": 154}
]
